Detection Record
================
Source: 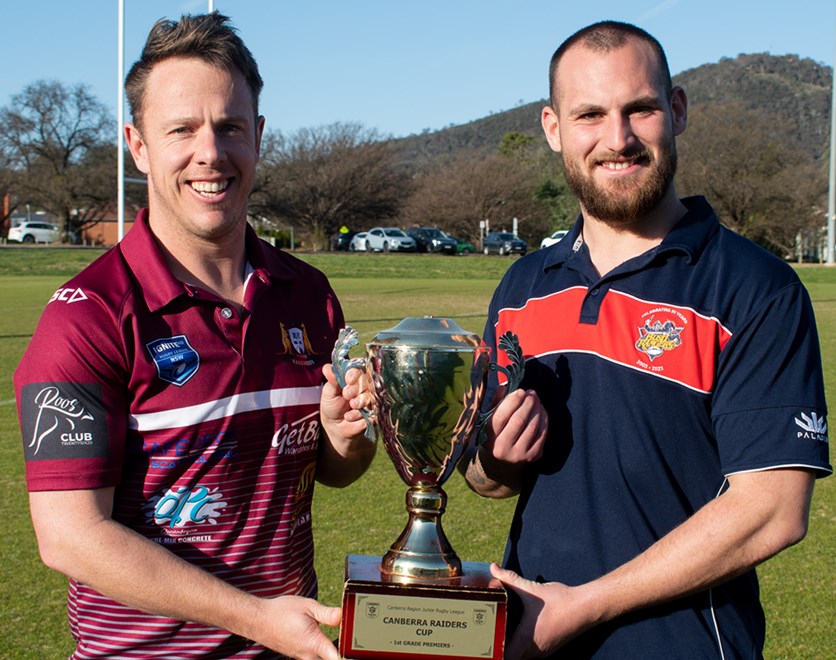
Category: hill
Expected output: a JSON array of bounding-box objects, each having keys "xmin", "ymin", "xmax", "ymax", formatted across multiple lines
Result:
[{"xmin": 392, "ymin": 53, "xmax": 833, "ymax": 165}]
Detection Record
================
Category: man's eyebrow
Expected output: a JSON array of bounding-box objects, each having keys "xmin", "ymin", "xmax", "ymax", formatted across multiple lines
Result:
[
  {"xmin": 624, "ymin": 95, "xmax": 665, "ymax": 109},
  {"xmin": 566, "ymin": 95, "xmax": 664, "ymax": 116},
  {"xmin": 565, "ymin": 102, "xmax": 605, "ymax": 117},
  {"xmin": 160, "ymin": 113, "xmax": 251, "ymax": 127}
]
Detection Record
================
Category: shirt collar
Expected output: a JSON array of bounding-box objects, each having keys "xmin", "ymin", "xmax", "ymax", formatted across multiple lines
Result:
[
  {"xmin": 119, "ymin": 209, "xmax": 300, "ymax": 312},
  {"xmin": 542, "ymin": 195, "xmax": 719, "ymax": 273}
]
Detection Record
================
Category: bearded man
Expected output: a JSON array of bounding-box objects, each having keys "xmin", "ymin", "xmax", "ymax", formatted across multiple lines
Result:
[{"xmin": 464, "ymin": 20, "xmax": 831, "ymax": 660}]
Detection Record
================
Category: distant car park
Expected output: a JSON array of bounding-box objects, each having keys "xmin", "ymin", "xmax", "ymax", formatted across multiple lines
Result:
[
  {"xmin": 406, "ymin": 226, "xmax": 457, "ymax": 254},
  {"xmin": 349, "ymin": 232, "xmax": 368, "ymax": 251},
  {"xmin": 483, "ymin": 231, "xmax": 527, "ymax": 256},
  {"xmin": 364, "ymin": 227, "xmax": 417, "ymax": 253},
  {"xmin": 7, "ymin": 221, "xmax": 61, "ymax": 244},
  {"xmin": 540, "ymin": 230, "xmax": 569, "ymax": 250}
]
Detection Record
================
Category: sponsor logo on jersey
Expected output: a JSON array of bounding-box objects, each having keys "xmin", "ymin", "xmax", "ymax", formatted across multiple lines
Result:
[
  {"xmin": 19, "ymin": 382, "xmax": 108, "ymax": 461},
  {"xmin": 146, "ymin": 335, "xmax": 200, "ymax": 386},
  {"xmin": 279, "ymin": 322, "xmax": 318, "ymax": 366},
  {"xmin": 49, "ymin": 287, "xmax": 89, "ymax": 304},
  {"xmin": 291, "ymin": 461, "xmax": 317, "ymax": 530},
  {"xmin": 272, "ymin": 410, "xmax": 321, "ymax": 456},
  {"xmin": 145, "ymin": 431, "xmax": 238, "ymax": 469},
  {"xmin": 145, "ymin": 485, "xmax": 228, "ymax": 530},
  {"xmin": 635, "ymin": 316, "xmax": 685, "ymax": 361},
  {"xmin": 794, "ymin": 411, "xmax": 828, "ymax": 443}
]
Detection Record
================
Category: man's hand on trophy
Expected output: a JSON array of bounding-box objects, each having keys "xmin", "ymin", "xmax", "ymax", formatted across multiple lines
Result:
[
  {"xmin": 316, "ymin": 364, "xmax": 378, "ymax": 487},
  {"xmin": 322, "ymin": 363, "xmax": 374, "ymax": 422},
  {"xmin": 464, "ymin": 388, "xmax": 547, "ymax": 498},
  {"xmin": 485, "ymin": 387, "xmax": 547, "ymax": 464},
  {"xmin": 257, "ymin": 595, "xmax": 342, "ymax": 660},
  {"xmin": 489, "ymin": 564, "xmax": 598, "ymax": 660}
]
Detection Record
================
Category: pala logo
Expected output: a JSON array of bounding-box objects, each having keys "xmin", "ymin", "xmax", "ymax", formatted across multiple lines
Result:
[
  {"xmin": 794, "ymin": 412, "xmax": 828, "ymax": 443},
  {"xmin": 635, "ymin": 318, "xmax": 684, "ymax": 361}
]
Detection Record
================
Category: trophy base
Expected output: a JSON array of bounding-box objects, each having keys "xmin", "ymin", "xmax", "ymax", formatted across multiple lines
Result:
[{"xmin": 339, "ymin": 554, "xmax": 507, "ymax": 660}]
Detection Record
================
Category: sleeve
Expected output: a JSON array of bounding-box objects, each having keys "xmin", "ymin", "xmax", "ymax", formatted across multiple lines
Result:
[
  {"xmin": 14, "ymin": 285, "xmax": 129, "ymax": 491},
  {"xmin": 712, "ymin": 282, "xmax": 831, "ymax": 477}
]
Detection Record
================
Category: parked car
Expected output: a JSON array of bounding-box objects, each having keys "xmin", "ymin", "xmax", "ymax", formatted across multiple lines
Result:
[
  {"xmin": 483, "ymin": 231, "xmax": 527, "ymax": 256},
  {"xmin": 406, "ymin": 226, "xmax": 457, "ymax": 254},
  {"xmin": 7, "ymin": 221, "xmax": 61, "ymax": 244},
  {"xmin": 364, "ymin": 227, "xmax": 416, "ymax": 253},
  {"xmin": 452, "ymin": 236, "xmax": 476, "ymax": 255},
  {"xmin": 331, "ymin": 230, "xmax": 357, "ymax": 251},
  {"xmin": 349, "ymin": 232, "xmax": 368, "ymax": 251},
  {"xmin": 540, "ymin": 229, "xmax": 569, "ymax": 250}
]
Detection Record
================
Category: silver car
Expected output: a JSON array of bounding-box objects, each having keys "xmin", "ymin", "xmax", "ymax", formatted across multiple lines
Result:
[
  {"xmin": 349, "ymin": 232, "xmax": 368, "ymax": 251},
  {"xmin": 540, "ymin": 230, "xmax": 568, "ymax": 250},
  {"xmin": 364, "ymin": 227, "xmax": 417, "ymax": 253},
  {"xmin": 8, "ymin": 221, "xmax": 61, "ymax": 244}
]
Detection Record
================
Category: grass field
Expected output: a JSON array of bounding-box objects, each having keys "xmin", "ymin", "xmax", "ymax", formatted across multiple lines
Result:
[{"xmin": 0, "ymin": 247, "xmax": 833, "ymax": 658}]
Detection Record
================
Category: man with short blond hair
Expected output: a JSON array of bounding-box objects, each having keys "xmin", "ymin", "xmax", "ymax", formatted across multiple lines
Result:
[{"xmin": 16, "ymin": 13, "xmax": 374, "ymax": 659}]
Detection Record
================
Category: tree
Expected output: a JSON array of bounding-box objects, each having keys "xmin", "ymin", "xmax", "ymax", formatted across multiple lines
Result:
[
  {"xmin": 252, "ymin": 122, "xmax": 408, "ymax": 249},
  {"xmin": 0, "ymin": 80, "xmax": 116, "ymax": 237},
  {"xmin": 497, "ymin": 132, "xmax": 578, "ymax": 235},
  {"xmin": 677, "ymin": 101, "xmax": 826, "ymax": 256},
  {"xmin": 398, "ymin": 151, "xmax": 550, "ymax": 244},
  {"xmin": 498, "ymin": 132, "xmax": 536, "ymax": 159}
]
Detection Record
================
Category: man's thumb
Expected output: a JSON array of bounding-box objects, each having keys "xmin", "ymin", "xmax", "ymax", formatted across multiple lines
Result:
[{"xmin": 314, "ymin": 603, "xmax": 342, "ymax": 628}]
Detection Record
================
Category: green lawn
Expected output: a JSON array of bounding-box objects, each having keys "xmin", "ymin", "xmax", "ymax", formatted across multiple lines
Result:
[{"xmin": 0, "ymin": 248, "xmax": 832, "ymax": 658}]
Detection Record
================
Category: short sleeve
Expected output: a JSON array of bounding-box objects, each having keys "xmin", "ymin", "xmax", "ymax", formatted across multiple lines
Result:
[
  {"xmin": 712, "ymin": 283, "xmax": 831, "ymax": 477},
  {"xmin": 15, "ymin": 287, "xmax": 129, "ymax": 491}
]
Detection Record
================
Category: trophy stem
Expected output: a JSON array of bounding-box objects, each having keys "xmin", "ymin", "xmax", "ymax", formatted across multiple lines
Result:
[{"xmin": 380, "ymin": 486, "xmax": 463, "ymax": 581}]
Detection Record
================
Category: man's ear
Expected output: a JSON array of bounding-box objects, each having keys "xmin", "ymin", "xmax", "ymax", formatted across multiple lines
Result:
[
  {"xmin": 255, "ymin": 115, "xmax": 266, "ymax": 160},
  {"xmin": 124, "ymin": 123, "xmax": 150, "ymax": 174},
  {"xmin": 541, "ymin": 105, "xmax": 562, "ymax": 153},
  {"xmin": 670, "ymin": 86, "xmax": 688, "ymax": 137}
]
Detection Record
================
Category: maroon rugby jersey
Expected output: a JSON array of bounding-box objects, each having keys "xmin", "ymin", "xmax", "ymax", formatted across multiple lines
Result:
[{"xmin": 15, "ymin": 210, "xmax": 344, "ymax": 658}]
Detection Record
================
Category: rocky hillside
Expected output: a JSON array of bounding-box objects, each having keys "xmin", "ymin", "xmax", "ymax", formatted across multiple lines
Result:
[{"xmin": 392, "ymin": 53, "xmax": 832, "ymax": 164}]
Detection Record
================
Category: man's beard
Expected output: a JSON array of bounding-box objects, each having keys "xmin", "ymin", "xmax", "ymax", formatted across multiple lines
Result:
[{"xmin": 564, "ymin": 142, "xmax": 677, "ymax": 228}]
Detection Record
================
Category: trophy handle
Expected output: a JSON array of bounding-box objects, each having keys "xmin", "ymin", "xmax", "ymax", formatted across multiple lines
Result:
[
  {"xmin": 331, "ymin": 326, "xmax": 377, "ymax": 442},
  {"xmin": 477, "ymin": 331, "xmax": 525, "ymax": 442}
]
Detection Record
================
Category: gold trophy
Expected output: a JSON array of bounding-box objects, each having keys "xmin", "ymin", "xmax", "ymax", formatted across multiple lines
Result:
[{"xmin": 331, "ymin": 317, "xmax": 523, "ymax": 660}]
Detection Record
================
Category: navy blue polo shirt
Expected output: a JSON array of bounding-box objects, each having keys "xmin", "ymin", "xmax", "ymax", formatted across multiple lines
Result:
[{"xmin": 485, "ymin": 196, "xmax": 831, "ymax": 659}]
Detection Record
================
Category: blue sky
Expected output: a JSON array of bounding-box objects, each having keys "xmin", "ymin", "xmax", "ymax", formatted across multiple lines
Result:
[{"xmin": 3, "ymin": 1, "xmax": 834, "ymax": 139}]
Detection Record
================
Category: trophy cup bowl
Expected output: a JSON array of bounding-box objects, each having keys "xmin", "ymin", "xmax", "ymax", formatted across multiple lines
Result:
[{"xmin": 332, "ymin": 316, "xmax": 523, "ymax": 582}]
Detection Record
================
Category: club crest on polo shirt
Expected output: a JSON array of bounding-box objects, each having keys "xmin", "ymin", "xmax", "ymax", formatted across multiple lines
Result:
[
  {"xmin": 19, "ymin": 382, "xmax": 108, "ymax": 461},
  {"xmin": 279, "ymin": 322, "xmax": 317, "ymax": 366},
  {"xmin": 146, "ymin": 335, "xmax": 200, "ymax": 386},
  {"xmin": 635, "ymin": 312, "xmax": 685, "ymax": 362}
]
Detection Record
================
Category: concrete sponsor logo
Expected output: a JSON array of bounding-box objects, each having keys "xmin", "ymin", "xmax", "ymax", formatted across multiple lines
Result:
[
  {"xmin": 146, "ymin": 335, "xmax": 200, "ymax": 386},
  {"xmin": 20, "ymin": 382, "xmax": 108, "ymax": 461},
  {"xmin": 145, "ymin": 485, "xmax": 228, "ymax": 529}
]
